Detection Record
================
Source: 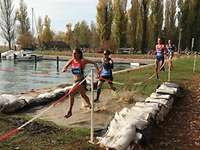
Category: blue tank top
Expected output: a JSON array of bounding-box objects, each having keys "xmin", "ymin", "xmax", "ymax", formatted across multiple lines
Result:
[
  {"xmin": 156, "ymin": 45, "xmax": 164, "ymax": 57},
  {"xmin": 167, "ymin": 46, "xmax": 174, "ymax": 54},
  {"xmin": 100, "ymin": 58, "xmax": 113, "ymax": 76}
]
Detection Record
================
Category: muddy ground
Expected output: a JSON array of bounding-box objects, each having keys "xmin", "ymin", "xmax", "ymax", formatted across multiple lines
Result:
[
  {"xmin": 134, "ymin": 75, "xmax": 200, "ymax": 150},
  {"xmin": 16, "ymin": 75, "xmax": 200, "ymax": 150},
  {"xmin": 22, "ymin": 86, "xmax": 145, "ymax": 130},
  {"xmin": 1, "ymin": 76, "xmax": 200, "ymax": 149}
]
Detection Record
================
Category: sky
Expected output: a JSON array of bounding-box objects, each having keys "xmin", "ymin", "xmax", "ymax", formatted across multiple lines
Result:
[
  {"xmin": 13, "ymin": 0, "xmax": 99, "ymax": 33},
  {"xmin": 0, "ymin": 0, "xmax": 131, "ymax": 45}
]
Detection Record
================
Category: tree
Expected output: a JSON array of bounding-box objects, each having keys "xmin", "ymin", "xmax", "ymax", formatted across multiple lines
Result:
[
  {"xmin": 41, "ymin": 15, "xmax": 53, "ymax": 48},
  {"xmin": 192, "ymin": 0, "xmax": 200, "ymax": 50},
  {"xmin": 74, "ymin": 21, "xmax": 91, "ymax": 48},
  {"xmin": 164, "ymin": 0, "xmax": 177, "ymax": 43},
  {"xmin": 148, "ymin": 0, "xmax": 163, "ymax": 49},
  {"xmin": 96, "ymin": 0, "xmax": 113, "ymax": 49},
  {"xmin": 16, "ymin": 0, "xmax": 33, "ymax": 49},
  {"xmin": 17, "ymin": 32, "xmax": 33, "ymax": 49},
  {"xmin": 54, "ymin": 31, "xmax": 65, "ymax": 42},
  {"xmin": 178, "ymin": 0, "xmax": 200, "ymax": 50},
  {"xmin": 65, "ymin": 23, "xmax": 75, "ymax": 49},
  {"xmin": 36, "ymin": 17, "xmax": 43, "ymax": 48},
  {"xmin": 140, "ymin": 0, "xmax": 150, "ymax": 53},
  {"xmin": 0, "ymin": 0, "xmax": 16, "ymax": 49},
  {"xmin": 127, "ymin": 0, "xmax": 140, "ymax": 49},
  {"xmin": 16, "ymin": 0, "xmax": 30, "ymax": 34},
  {"xmin": 90, "ymin": 21, "xmax": 99, "ymax": 49},
  {"xmin": 112, "ymin": 0, "xmax": 128, "ymax": 49}
]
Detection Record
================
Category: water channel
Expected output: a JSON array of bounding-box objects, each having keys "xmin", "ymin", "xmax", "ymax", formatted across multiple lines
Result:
[{"xmin": 0, "ymin": 60, "xmax": 130, "ymax": 94}]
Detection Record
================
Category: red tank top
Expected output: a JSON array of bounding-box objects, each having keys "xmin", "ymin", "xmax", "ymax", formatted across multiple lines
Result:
[{"xmin": 71, "ymin": 59, "xmax": 86, "ymax": 75}]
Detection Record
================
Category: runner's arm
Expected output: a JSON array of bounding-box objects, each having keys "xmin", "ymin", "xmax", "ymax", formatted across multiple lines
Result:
[
  {"xmin": 85, "ymin": 59, "xmax": 99, "ymax": 74},
  {"xmin": 62, "ymin": 59, "xmax": 73, "ymax": 72}
]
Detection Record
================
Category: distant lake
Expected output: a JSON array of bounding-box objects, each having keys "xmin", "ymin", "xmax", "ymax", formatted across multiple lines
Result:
[{"xmin": 0, "ymin": 60, "xmax": 130, "ymax": 94}]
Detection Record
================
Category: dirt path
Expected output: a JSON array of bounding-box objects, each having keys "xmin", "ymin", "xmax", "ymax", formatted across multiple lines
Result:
[
  {"xmin": 23, "ymin": 88, "xmax": 144, "ymax": 130},
  {"xmin": 136, "ymin": 76, "xmax": 200, "ymax": 150},
  {"xmin": 18, "ymin": 75, "xmax": 200, "ymax": 149}
]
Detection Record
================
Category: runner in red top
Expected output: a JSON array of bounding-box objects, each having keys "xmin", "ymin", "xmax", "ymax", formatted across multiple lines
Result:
[
  {"xmin": 155, "ymin": 38, "xmax": 167, "ymax": 79},
  {"xmin": 62, "ymin": 48, "xmax": 99, "ymax": 118}
]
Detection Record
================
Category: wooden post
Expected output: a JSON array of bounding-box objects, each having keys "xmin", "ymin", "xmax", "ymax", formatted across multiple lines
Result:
[
  {"xmin": 34, "ymin": 55, "xmax": 37, "ymax": 70},
  {"xmin": 13, "ymin": 53, "xmax": 17, "ymax": 60},
  {"xmin": 191, "ymin": 38, "xmax": 195, "ymax": 53},
  {"xmin": 34, "ymin": 55, "xmax": 37, "ymax": 63},
  {"xmin": 168, "ymin": 61, "xmax": 171, "ymax": 82},
  {"xmin": 178, "ymin": 29, "xmax": 182, "ymax": 54},
  {"xmin": 56, "ymin": 56, "xmax": 59, "ymax": 72},
  {"xmin": 90, "ymin": 69, "xmax": 94, "ymax": 144}
]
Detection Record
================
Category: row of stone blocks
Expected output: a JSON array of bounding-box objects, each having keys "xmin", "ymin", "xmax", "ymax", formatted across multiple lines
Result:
[
  {"xmin": 97, "ymin": 82, "xmax": 181, "ymax": 150},
  {"xmin": 0, "ymin": 86, "xmax": 71, "ymax": 113}
]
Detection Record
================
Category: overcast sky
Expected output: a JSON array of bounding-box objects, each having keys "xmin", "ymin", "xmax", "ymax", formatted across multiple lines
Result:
[
  {"xmin": 13, "ymin": 0, "xmax": 99, "ymax": 32},
  {"xmin": 0, "ymin": 0, "xmax": 131, "ymax": 44}
]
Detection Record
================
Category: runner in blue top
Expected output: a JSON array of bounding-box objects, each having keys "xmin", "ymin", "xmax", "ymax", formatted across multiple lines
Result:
[
  {"xmin": 94, "ymin": 50, "xmax": 116, "ymax": 103},
  {"xmin": 166, "ymin": 40, "xmax": 175, "ymax": 70}
]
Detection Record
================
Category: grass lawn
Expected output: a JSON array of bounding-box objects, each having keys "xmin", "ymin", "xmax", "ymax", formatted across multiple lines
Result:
[
  {"xmin": 114, "ymin": 55, "xmax": 200, "ymax": 95},
  {"xmin": 0, "ymin": 55, "xmax": 200, "ymax": 149},
  {"xmin": 35, "ymin": 49, "xmax": 153, "ymax": 59}
]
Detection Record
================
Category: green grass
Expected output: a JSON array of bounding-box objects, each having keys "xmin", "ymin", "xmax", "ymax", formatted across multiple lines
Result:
[
  {"xmin": 113, "ymin": 55, "xmax": 200, "ymax": 95},
  {"xmin": 0, "ymin": 47, "xmax": 7, "ymax": 53},
  {"xmin": 0, "ymin": 114, "xmax": 96, "ymax": 150},
  {"xmin": 35, "ymin": 49, "xmax": 152, "ymax": 59}
]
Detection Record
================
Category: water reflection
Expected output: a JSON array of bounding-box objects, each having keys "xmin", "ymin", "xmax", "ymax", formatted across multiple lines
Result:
[{"xmin": 0, "ymin": 60, "xmax": 130, "ymax": 94}]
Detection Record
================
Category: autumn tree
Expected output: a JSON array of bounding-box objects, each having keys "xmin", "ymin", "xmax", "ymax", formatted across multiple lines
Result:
[
  {"xmin": 41, "ymin": 15, "xmax": 53, "ymax": 48},
  {"xmin": 148, "ymin": 0, "xmax": 163, "ymax": 49},
  {"xmin": 73, "ymin": 20, "xmax": 91, "ymax": 48},
  {"xmin": 90, "ymin": 21, "xmax": 99, "ymax": 49},
  {"xmin": 112, "ymin": 0, "xmax": 128, "ymax": 49},
  {"xmin": 65, "ymin": 23, "xmax": 75, "ymax": 49},
  {"xmin": 178, "ymin": 0, "xmax": 200, "ymax": 50},
  {"xmin": 16, "ymin": 0, "xmax": 33, "ymax": 49},
  {"xmin": 36, "ymin": 17, "xmax": 43, "ymax": 48},
  {"xmin": 192, "ymin": 0, "xmax": 200, "ymax": 50},
  {"xmin": 54, "ymin": 31, "xmax": 65, "ymax": 42},
  {"xmin": 0, "ymin": 0, "xmax": 16, "ymax": 49},
  {"xmin": 96, "ymin": 0, "xmax": 113, "ymax": 49},
  {"xmin": 164, "ymin": 0, "xmax": 177, "ymax": 43},
  {"xmin": 140, "ymin": 0, "xmax": 150, "ymax": 52},
  {"xmin": 127, "ymin": 0, "xmax": 140, "ymax": 49}
]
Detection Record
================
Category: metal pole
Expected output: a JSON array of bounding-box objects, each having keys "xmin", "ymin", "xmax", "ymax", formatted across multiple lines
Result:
[
  {"xmin": 90, "ymin": 69, "xmax": 94, "ymax": 143},
  {"xmin": 32, "ymin": 8, "xmax": 34, "ymax": 36},
  {"xmin": 178, "ymin": 29, "xmax": 182, "ymax": 54}
]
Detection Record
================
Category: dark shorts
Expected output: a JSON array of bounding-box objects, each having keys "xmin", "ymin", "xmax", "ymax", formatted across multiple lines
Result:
[
  {"xmin": 156, "ymin": 55, "xmax": 164, "ymax": 62},
  {"xmin": 168, "ymin": 52, "xmax": 174, "ymax": 58},
  {"xmin": 100, "ymin": 76, "xmax": 113, "ymax": 84},
  {"xmin": 74, "ymin": 78, "xmax": 87, "ymax": 89}
]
